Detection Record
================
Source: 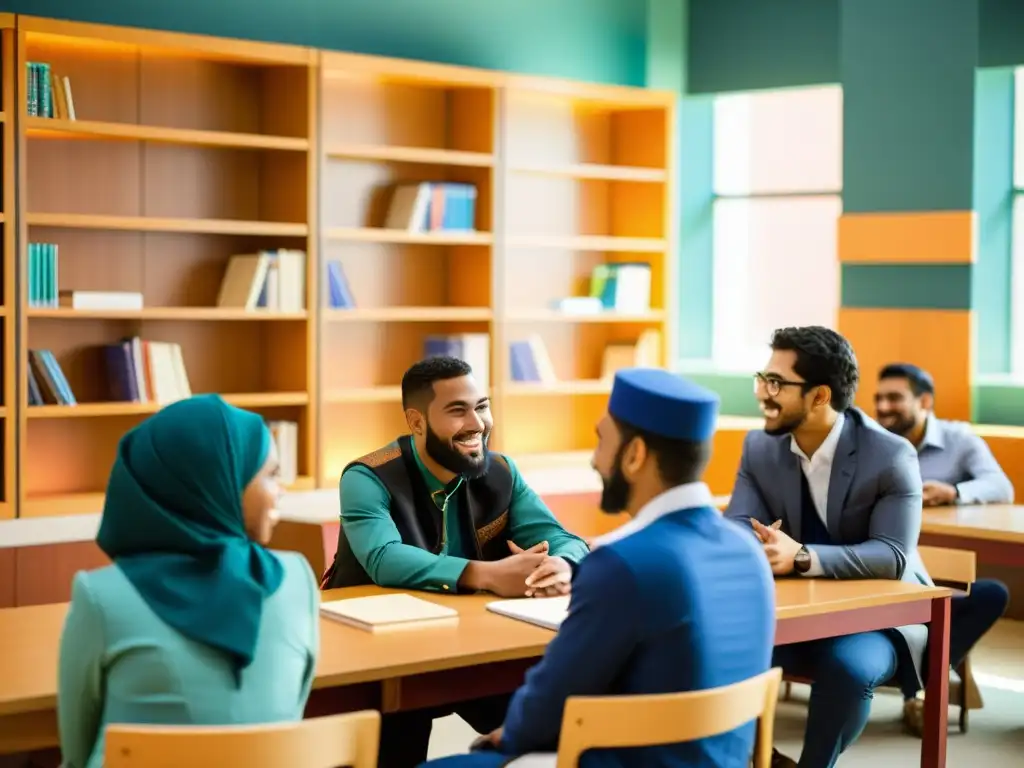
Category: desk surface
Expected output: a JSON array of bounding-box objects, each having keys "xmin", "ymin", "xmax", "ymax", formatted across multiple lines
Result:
[
  {"xmin": 922, "ymin": 505, "xmax": 1024, "ymax": 544},
  {"xmin": 0, "ymin": 579, "xmax": 949, "ymax": 718}
]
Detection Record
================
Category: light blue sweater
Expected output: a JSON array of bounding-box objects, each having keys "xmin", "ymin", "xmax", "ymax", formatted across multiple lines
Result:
[{"xmin": 57, "ymin": 551, "xmax": 319, "ymax": 768}]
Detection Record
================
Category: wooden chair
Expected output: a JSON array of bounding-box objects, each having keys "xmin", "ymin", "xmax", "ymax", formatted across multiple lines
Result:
[
  {"xmin": 781, "ymin": 545, "xmax": 981, "ymax": 732},
  {"xmin": 104, "ymin": 710, "xmax": 381, "ymax": 768},
  {"xmin": 556, "ymin": 667, "xmax": 783, "ymax": 768}
]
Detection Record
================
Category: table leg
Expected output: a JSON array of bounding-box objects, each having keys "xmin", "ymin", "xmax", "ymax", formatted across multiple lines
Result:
[{"xmin": 921, "ymin": 595, "xmax": 951, "ymax": 768}]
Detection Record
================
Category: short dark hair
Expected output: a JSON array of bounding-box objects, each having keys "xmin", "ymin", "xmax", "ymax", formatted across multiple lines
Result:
[
  {"xmin": 769, "ymin": 326, "xmax": 859, "ymax": 412},
  {"xmin": 611, "ymin": 416, "xmax": 711, "ymax": 487},
  {"xmin": 879, "ymin": 362, "xmax": 934, "ymax": 397},
  {"xmin": 401, "ymin": 356, "xmax": 473, "ymax": 411}
]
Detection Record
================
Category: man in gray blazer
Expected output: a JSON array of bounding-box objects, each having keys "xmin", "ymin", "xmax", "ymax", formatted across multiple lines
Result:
[{"xmin": 725, "ymin": 326, "xmax": 930, "ymax": 768}]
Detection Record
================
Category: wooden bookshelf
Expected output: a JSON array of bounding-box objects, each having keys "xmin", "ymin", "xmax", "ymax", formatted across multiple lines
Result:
[
  {"xmin": 16, "ymin": 17, "xmax": 318, "ymax": 517},
  {"xmin": 0, "ymin": 14, "xmax": 15, "ymax": 519},
  {"xmin": 495, "ymin": 78, "xmax": 675, "ymax": 460},
  {"xmin": 317, "ymin": 52, "xmax": 500, "ymax": 485}
]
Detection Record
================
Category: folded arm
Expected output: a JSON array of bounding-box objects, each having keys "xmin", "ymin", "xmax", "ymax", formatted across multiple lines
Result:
[
  {"xmin": 953, "ymin": 434, "xmax": 1014, "ymax": 504},
  {"xmin": 339, "ymin": 466, "xmax": 469, "ymax": 591},
  {"xmin": 808, "ymin": 443, "xmax": 922, "ymax": 580},
  {"xmin": 504, "ymin": 456, "xmax": 590, "ymax": 566},
  {"xmin": 501, "ymin": 548, "xmax": 640, "ymax": 755},
  {"xmin": 58, "ymin": 573, "xmax": 105, "ymax": 768}
]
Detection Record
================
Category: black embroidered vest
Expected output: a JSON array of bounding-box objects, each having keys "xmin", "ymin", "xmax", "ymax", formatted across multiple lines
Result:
[{"xmin": 320, "ymin": 435, "xmax": 515, "ymax": 590}]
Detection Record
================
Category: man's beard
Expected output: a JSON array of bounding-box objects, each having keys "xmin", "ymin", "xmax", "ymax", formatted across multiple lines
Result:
[
  {"xmin": 764, "ymin": 402, "xmax": 809, "ymax": 437},
  {"xmin": 881, "ymin": 414, "xmax": 916, "ymax": 437},
  {"xmin": 425, "ymin": 423, "xmax": 490, "ymax": 479},
  {"xmin": 599, "ymin": 444, "xmax": 632, "ymax": 514}
]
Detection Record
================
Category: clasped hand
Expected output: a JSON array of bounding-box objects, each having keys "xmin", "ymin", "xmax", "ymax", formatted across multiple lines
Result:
[
  {"xmin": 506, "ymin": 540, "xmax": 572, "ymax": 598},
  {"xmin": 750, "ymin": 518, "xmax": 802, "ymax": 576}
]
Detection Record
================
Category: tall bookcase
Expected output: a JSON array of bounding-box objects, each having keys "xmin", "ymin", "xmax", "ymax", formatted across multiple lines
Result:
[
  {"xmin": 317, "ymin": 53, "xmax": 500, "ymax": 484},
  {"xmin": 16, "ymin": 17, "xmax": 319, "ymax": 517},
  {"xmin": 496, "ymin": 80, "xmax": 675, "ymax": 469},
  {"xmin": 316, "ymin": 57, "xmax": 675, "ymax": 486},
  {"xmin": 0, "ymin": 14, "xmax": 16, "ymax": 519}
]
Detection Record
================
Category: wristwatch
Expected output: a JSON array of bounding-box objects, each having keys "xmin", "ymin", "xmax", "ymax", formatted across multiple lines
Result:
[{"xmin": 793, "ymin": 545, "xmax": 812, "ymax": 574}]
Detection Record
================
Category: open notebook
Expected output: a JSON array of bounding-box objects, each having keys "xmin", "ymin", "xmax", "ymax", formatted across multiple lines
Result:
[
  {"xmin": 486, "ymin": 596, "xmax": 570, "ymax": 631},
  {"xmin": 320, "ymin": 593, "xmax": 459, "ymax": 633}
]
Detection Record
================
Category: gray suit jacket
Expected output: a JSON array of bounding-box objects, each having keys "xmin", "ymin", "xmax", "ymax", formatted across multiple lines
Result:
[{"xmin": 724, "ymin": 407, "xmax": 931, "ymax": 687}]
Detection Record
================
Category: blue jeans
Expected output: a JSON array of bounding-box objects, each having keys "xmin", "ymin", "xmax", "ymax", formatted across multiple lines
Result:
[{"xmin": 773, "ymin": 631, "xmax": 899, "ymax": 768}]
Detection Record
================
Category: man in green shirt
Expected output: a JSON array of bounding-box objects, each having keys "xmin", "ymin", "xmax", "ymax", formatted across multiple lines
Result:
[{"xmin": 320, "ymin": 355, "xmax": 590, "ymax": 767}]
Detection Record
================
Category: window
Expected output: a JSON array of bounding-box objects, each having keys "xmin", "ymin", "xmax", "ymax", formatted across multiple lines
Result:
[
  {"xmin": 1009, "ymin": 69, "xmax": 1024, "ymax": 374},
  {"xmin": 710, "ymin": 85, "xmax": 843, "ymax": 373}
]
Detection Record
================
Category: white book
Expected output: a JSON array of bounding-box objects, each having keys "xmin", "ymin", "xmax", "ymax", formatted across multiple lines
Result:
[
  {"xmin": 320, "ymin": 593, "xmax": 459, "ymax": 633},
  {"xmin": 485, "ymin": 596, "xmax": 569, "ymax": 631}
]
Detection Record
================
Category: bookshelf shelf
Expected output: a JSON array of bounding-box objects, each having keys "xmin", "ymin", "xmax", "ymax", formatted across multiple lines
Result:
[
  {"xmin": 510, "ymin": 163, "xmax": 667, "ymax": 183},
  {"xmin": 26, "ymin": 213, "xmax": 309, "ymax": 237},
  {"xmin": 28, "ymin": 308, "xmax": 309, "ymax": 321},
  {"xmin": 326, "ymin": 144, "xmax": 493, "ymax": 167},
  {"xmin": 324, "ymin": 227, "xmax": 493, "ymax": 246},
  {"xmin": 18, "ymin": 17, "xmax": 318, "ymax": 515},
  {"xmin": 26, "ymin": 117, "xmax": 310, "ymax": 151},
  {"xmin": 325, "ymin": 308, "xmax": 493, "ymax": 323}
]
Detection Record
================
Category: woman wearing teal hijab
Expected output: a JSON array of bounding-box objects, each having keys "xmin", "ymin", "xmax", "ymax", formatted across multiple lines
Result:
[{"xmin": 57, "ymin": 395, "xmax": 320, "ymax": 768}]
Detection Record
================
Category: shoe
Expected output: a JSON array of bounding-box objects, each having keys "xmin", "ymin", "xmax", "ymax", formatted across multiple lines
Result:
[
  {"xmin": 903, "ymin": 697, "xmax": 924, "ymax": 738},
  {"xmin": 771, "ymin": 748, "xmax": 798, "ymax": 768}
]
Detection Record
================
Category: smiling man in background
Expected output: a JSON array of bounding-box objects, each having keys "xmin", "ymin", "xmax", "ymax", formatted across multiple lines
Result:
[{"xmin": 320, "ymin": 355, "xmax": 589, "ymax": 768}]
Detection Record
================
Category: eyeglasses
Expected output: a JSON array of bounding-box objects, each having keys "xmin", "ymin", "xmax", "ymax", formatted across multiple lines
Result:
[{"xmin": 753, "ymin": 372, "xmax": 808, "ymax": 398}]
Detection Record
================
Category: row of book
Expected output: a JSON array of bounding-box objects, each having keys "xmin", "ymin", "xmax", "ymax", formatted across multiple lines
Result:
[
  {"xmin": 385, "ymin": 182, "xmax": 477, "ymax": 232},
  {"xmin": 26, "ymin": 62, "xmax": 78, "ymax": 119},
  {"xmin": 509, "ymin": 330, "xmax": 661, "ymax": 383},
  {"xmin": 217, "ymin": 250, "xmax": 307, "ymax": 311}
]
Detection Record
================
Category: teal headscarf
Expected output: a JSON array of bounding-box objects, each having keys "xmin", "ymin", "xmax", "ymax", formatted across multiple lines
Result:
[{"xmin": 96, "ymin": 394, "xmax": 285, "ymax": 679}]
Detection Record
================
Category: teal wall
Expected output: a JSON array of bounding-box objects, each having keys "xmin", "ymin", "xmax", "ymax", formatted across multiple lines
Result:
[{"xmin": 0, "ymin": 0, "xmax": 647, "ymax": 85}]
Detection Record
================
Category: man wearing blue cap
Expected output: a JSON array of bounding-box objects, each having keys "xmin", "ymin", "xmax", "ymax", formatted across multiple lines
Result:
[{"xmin": 420, "ymin": 368, "xmax": 776, "ymax": 768}]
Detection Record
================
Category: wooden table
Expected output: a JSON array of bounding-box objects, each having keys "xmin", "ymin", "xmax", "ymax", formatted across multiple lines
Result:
[
  {"xmin": 0, "ymin": 580, "xmax": 952, "ymax": 767},
  {"xmin": 920, "ymin": 504, "xmax": 1024, "ymax": 567}
]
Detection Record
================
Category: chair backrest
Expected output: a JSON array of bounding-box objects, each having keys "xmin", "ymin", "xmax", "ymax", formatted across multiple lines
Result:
[
  {"xmin": 555, "ymin": 667, "xmax": 783, "ymax": 768},
  {"xmin": 919, "ymin": 545, "xmax": 976, "ymax": 588},
  {"xmin": 104, "ymin": 710, "xmax": 380, "ymax": 768}
]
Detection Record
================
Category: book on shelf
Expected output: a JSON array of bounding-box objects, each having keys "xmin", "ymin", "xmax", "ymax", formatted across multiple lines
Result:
[
  {"xmin": 26, "ymin": 62, "xmax": 76, "ymax": 119},
  {"xmin": 600, "ymin": 330, "xmax": 662, "ymax": 380},
  {"xmin": 320, "ymin": 593, "xmax": 459, "ymax": 633},
  {"xmin": 217, "ymin": 250, "xmax": 306, "ymax": 311},
  {"xmin": 59, "ymin": 291, "xmax": 144, "ymax": 311},
  {"xmin": 509, "ymin": 335, "xmax": 557, "ymax": 383},
  {"xmin": 588, "ymin": 263, "xmax": 652, "ymax": 313},
  {"xmin": 103, "ymin": 337, "xmax": 192, "ymax": 405},
  {"xmin": 424, "ymin": 334, "xmax": 490, "ymax": 390},
  {"xmin": 384, "ymin": 182, "xmax": 477, "ymax": 232},
  {"xmin": 28, "ymin": 350, "xmax": 77, "ymax": 406},
  {"xmin": 27, "ymin": 243, "xmax": 59, "ymax": 308},
  {"xmin": 268, "ymin": 420, "xmax": 299, "ymax": 486},
  {"xmin": 325, "ymin": 259, "xmax": 356, "ymax": 309}
]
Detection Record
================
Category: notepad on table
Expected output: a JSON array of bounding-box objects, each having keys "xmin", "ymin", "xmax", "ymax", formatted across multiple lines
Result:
[
  {"xmin": 486, "ymin": 596, "xmax": 570, "ymax": 631},
  {"xmin": 320, "ymin": 593, "xmax": 459, "ymax": 633}
]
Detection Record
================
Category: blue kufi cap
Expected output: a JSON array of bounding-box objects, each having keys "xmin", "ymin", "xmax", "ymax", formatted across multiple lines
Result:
[{"xmin": 608, "ymin": 368, "xmax": 719, "ymax": 442}]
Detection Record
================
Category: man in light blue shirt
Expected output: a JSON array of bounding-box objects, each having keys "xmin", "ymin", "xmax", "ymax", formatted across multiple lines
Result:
[
  {"xmin": 875, "ymin": 362, "xmax": 1011, "ymax": 737},
  {"xmin": 875, "ymin": 363, "xmax": 1013, "ymax": 506}
]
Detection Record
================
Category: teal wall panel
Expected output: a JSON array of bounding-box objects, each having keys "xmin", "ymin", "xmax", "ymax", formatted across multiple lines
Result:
[
  {"xmin": 0, "ymin": 0, "xmax": 647, "ymax": 85},
  {"xmin": 678, "ymin": 97, "xmax": 714, "ymax": 359},
  {"xmin": 841, "ymin": 264, "xmax": 973, "ymax": 311},
  {"xmin": 687, "ymin": 0, "xmax": 839, "ymax": 94},
  {"xmin": 973, "ymin": 68, "xmax": 1015, "ymax": 374},
  {"xmin": 975, "ymin": 384, "xmax": 1024, "ymax": 424},
  {"xmin": 683, "ymin": 373, "xmax": 761, "ymax": 417},
  {"xmin": 841, "ymin": 0, "xmax": 978, "ymax": 213},
  {"xmin": 979, "ymin": 0, "xmax": 1024, "ymax": 67}
]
